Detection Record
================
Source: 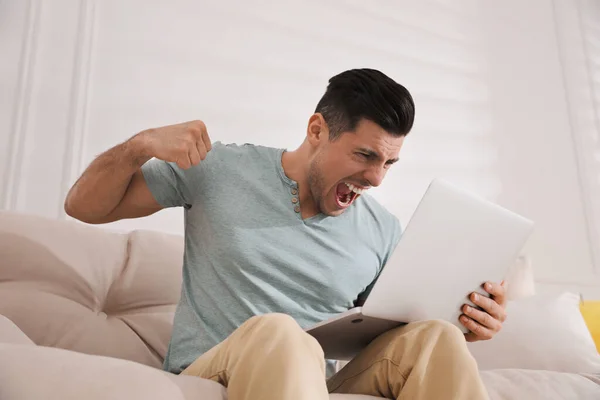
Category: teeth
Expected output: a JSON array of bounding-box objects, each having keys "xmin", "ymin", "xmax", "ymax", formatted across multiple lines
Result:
[{"xmin": 345, "ymin": 182, "xmax": 365, "ymax": 195}]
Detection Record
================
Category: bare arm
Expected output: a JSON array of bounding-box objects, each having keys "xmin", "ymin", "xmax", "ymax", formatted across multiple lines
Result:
[
  {"xmin": 64, "ymin": 120, "xmax": 212, "ymax": 224},
  {"xmin": 64, "ymin": 134, "xmax": 160, "ymax": 224}
]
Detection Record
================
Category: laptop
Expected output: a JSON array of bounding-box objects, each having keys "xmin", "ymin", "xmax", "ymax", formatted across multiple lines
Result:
[{"xmin": 305, "ymin": 178, "xmax": 534, "ymax": 360}]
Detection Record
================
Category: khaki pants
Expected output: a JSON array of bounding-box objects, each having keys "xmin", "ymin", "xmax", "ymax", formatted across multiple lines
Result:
[{"xmin": 181, "ymin": 313, "xmax": 489, "ymax": 400}]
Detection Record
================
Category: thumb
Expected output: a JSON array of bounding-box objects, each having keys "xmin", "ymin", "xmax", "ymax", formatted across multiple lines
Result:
[{"xmin": 499, "ymin": 280, "xmax": 509, "ymax": 304}]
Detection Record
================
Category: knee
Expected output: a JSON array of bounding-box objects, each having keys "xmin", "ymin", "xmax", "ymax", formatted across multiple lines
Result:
[
  {"xmin": 248, "ymin": 313, "xmax": 324, "ymax": 358},
  {"xmin": 417, "ymin": 320, "xmax": 467, "ymax": 350},
  {"xmin": 385, "ymin": 320, "xmax": 465, "ymax": 349}
]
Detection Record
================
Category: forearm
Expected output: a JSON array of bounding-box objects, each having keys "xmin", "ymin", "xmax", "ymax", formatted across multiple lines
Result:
[{"xmin": 64, "ymin": 133, "xmax": 150, "ymax": 222}]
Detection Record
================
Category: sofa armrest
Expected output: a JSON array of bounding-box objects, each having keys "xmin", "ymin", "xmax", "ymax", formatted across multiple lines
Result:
[{"xmin": 0, "ymin": 315, "xmax": 34, "ymax": 346}]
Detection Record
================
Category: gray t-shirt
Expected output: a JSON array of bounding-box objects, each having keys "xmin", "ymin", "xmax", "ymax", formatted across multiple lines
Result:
[{"xmin": 141, "ymin": 142, "xmax": 401, "ymax": 376}]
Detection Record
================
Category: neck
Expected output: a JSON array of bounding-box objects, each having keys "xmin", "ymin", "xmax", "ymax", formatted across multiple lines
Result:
[{"xmin": 281, "ymin": 144, "xmax": 320, "ymax": 218}]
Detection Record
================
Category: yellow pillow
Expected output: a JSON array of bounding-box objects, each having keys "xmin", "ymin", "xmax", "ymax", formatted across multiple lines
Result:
[{"xmin": 580, "ymin": 301, "xmax": 600, "ymax": 353}]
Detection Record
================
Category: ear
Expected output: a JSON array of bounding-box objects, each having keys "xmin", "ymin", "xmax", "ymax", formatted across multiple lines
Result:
[{"xmin": 306, "ymin": 113, "xmax": 329, "ymax": 146}]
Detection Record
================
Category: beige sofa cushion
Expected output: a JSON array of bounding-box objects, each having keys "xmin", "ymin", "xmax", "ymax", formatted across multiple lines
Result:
[
  {"xmin": 0, "ymin": 211, "xmax": 184, "ymax": 368},
  {"xmin": 0, "ymin": 315, "xmax": 34, "ymax": 345},
  {"xmin": 0, "ymin": 343, "xmax": 226, "ymax": 400}
]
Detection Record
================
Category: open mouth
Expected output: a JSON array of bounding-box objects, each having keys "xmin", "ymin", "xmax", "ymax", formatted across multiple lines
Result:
[{"xmin": 335, "ymin": 182, "xmax": 365, "ymax": 208}]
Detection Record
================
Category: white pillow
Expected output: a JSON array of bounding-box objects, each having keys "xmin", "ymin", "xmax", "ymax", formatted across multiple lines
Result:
[{"xmin": 467, "ymin": 292, "xmax": 600, "ymax": 373}]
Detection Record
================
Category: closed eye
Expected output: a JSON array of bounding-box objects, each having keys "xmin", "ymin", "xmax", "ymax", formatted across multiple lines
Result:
[
  {"xmin": 355, "ymin": 147, "xmax": 399, "ymax": 167},
  {"xmin": 356, "ymin": 152, "xmax": 374, "ymax": 160}
]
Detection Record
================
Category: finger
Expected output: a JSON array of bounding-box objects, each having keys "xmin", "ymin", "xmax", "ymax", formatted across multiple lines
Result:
[
  {"xmin": 189, "ymin": 146, "xmax": 201, "ymax": 166},
  {"xmin": 196, "ymin": 140, "xmax": 207, "ymax": 160},
  {"xmin": 464, "ymin": 331, "xmax": 478, "ymax": 342},
  {"xmin": 501, "ymin": 280, "xmax": 508, "ymax": 304},
  {"xmin": 462, "ymin": 304, "xmax": 501, "ymax": 331},
  {"xmin": 187, "ymin": 120, "xmax": 205, "ymax": 139},
  {"xmin": 460, "ymin": 314, "xmax": 494, "ymax": 340},
  {"xmin": 470, "ymin": 292, "xmax": 506, "ymax": 321},
  {"xmin": 201, "ymin": 127, "xmax": 212, "ymax": 152},
  {"xmin": 176, "ymin": 155, "xmax": 191, "ymax": 170},
  {"xmin": 484, "ymin": 281, "xmax": 507, "ymax": 306}
]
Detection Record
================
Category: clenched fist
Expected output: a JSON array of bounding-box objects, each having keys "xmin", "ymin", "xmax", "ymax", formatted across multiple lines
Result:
[{"xmin": 139, "ymin": 120, "xmax": 212, "ymax": 170}]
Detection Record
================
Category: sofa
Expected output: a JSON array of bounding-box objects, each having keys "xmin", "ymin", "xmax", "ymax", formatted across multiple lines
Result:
[
  {"xmin": 0, "ymin": 211, "xmax": 382, "ymax": 400},
  {"xmin": 4, "ymin": 210, "xmax": 600, "ymax": 400}
]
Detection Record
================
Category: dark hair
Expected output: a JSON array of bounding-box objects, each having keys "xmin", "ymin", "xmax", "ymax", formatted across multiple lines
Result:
[{"xmin": 315, "ymin": 69, "xmax": 415, "ymax": 140}]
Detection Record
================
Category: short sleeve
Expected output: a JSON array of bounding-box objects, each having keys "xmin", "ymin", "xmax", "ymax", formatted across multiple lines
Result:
[
  {"xmin": 141, "ymin": 159, "xmax": 194, "ymax": 208},
  {"xmin": 140, "ymin": 141, "xmax": 242, "ymax": 209}
]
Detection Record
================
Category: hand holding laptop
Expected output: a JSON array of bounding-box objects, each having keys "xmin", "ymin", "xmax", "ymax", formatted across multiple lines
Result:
[{"xmin": 461, "ymin": 280, "xmax": 507, "ymax": 342}]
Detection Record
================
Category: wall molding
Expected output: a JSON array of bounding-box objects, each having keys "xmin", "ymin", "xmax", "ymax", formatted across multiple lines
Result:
[
  {"xmin": 59, "ymin": 0, "xmax": 97, "ymax": 219},
  {"xmin": 2, "ymin": 0, "xmax": 41, "ymax": 210}
]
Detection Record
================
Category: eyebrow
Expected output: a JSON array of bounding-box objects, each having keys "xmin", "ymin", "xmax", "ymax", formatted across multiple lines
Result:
[{"xmin": 357, "ymin": 147, "xmax": 399, "ymax": 164}]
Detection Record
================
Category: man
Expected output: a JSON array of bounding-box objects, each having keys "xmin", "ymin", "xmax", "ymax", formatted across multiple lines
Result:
[{"xmin": 65, "ymin": 69, "xmax": 506, "ymax": 399}]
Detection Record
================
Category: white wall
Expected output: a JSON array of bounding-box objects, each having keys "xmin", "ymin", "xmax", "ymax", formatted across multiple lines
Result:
[{"xmin": 1, "ymin": 0, "xmax": 599, "ymax": 296}]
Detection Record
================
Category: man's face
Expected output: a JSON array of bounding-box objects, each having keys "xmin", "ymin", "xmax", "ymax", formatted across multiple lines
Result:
[{"xmin": 307, "ymin": 118, "xmax": 404, "ymax": 217}]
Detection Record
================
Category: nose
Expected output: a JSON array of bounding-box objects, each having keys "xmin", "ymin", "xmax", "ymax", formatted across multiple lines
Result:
[{"xmin": 364, "ymin": 165, "xmax": 386, "ymax": 188}]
